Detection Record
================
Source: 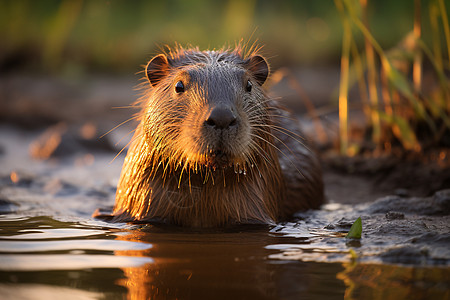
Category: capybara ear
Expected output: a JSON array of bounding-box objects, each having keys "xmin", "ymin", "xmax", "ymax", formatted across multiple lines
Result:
[
  {"xmin": 146, "ymin": 54, "xmax": 170, "ymax": 87},
  {"xmin": 244, "ymin": 55, "xmax": 269, "ymax": 85}
]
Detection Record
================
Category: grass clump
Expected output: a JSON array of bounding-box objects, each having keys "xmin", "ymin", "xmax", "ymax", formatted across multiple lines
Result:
[{"xmin": 335, "ymin": 0, "xmax": 450, "ymax": 156}]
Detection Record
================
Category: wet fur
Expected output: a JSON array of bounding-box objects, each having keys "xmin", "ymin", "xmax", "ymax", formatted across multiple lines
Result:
[{"xmin": 112, "ymin": 45, "xmax": 324, "ymax": 227}]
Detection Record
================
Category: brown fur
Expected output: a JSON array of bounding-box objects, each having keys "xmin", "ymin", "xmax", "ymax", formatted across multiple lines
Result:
[{"xmin": 111, "ymin": 45, "xmax": 324, "ymax": 227}]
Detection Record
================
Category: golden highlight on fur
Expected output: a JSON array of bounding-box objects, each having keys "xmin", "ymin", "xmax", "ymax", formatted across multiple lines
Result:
[{"xmin": 111, "ymin": 44, "xmax": 324, "ymax": 227}]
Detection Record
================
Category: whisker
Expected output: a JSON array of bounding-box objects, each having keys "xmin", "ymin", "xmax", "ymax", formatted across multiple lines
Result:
[
  {"xmin": 251, "ymin": 128, "xmax": 306, "ymax": 179},
  {"xmin": 247, "ymin": 139, "xmax": 274, "ymax": 167},
  {"xmin": 110, "ymin": 105, "xmax": 140, "ymax": 110},
  {"xmin": 254, "ymin": 124, "xmax": 313, "ymax": 154},
  {"xmin": 248, "ymin": 112, "xmax": 303, "ymax": 124},
  {"xmin": 115, "ymin": 127, "xmax": 137, "ymax": 147},
  {"xmin": 100, "ymin": 115, "xmax": 140, "ymax": 139},
  {"xmin": 247, "ymin": 142, "xmax": 274, "ymax": 172},
  {"xmin": 109, "ymin": 129, "xmax": 145, "ymax": 164}
]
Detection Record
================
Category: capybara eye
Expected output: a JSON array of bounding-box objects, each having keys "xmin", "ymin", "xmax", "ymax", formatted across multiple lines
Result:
[
  {"xmin": 246, "ymin": 80, "xmax": 252, "ymax": 92},
  {"xmin": 175, "ymin": 81, "xmax": 185, "ymax": 93}
]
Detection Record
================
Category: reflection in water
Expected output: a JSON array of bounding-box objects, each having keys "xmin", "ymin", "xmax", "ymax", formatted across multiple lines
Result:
[
  {"xmin": 338, "ymin": 262, "xmax": 450, "ymax": 300},
  {"xmin": 114, "ymin": 226, "xmax": 346, "ymax": 299},
  {"xmin": 0, "ymin": 216, "xmax": 449, "ymax": 299},
  {"xmin": 0, "ymin": 254, "xmax": 153, "ymax": 271},
  {"xmin": 0, "ymin": 284, "xmax": 102, "ymax": 300}
]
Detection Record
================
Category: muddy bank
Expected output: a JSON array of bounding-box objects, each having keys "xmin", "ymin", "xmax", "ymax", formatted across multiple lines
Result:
[
  {"xmin": 323, "ymin": 153, "xmax": 450, "ymax": 204},
  {"xmin": 270, "ymin": 189, "xmax": 450, "ymax": 265}
]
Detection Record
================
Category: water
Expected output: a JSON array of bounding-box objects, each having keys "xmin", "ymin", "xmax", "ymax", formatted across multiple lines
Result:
[
  {"xmin": 0, "ymin": 215, "xmax": 344, "ymax": 299},
  {"xmin": 1, "ymin": 214, "xmax": 448, "ymax": 300},
  {"xmin": 0, "ymin": 126, "xmax": 449, "ymax": 299}
]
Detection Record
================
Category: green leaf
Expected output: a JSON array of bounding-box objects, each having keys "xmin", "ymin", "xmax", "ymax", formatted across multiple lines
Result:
[{"xmin": 346, "ymin": 217, "xmax": 362, "ymax": 239}]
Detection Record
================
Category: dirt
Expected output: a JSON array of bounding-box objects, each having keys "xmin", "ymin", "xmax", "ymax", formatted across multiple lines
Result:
[{"xmin": 323, "ymin": 153, "xmax": 450, "ymax": 204}]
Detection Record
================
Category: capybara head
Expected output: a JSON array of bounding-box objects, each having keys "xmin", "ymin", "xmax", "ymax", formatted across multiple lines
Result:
[{"xmin": 142, "ymin": 48, "xmax": 271, "ymax": 173}]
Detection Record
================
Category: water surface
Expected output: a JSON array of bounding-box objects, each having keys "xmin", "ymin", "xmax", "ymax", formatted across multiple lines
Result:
[
  {"xmin": 0, "ymin": 125, "xmax": 449, "ymax": 299},
  {"xmin": 1, "ymin": 213, "xmax": 448, "ymax": 300}
]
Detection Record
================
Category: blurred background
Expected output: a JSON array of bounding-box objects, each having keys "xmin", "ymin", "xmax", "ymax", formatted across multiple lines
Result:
[
  {"xmin": 0, "ymin": 0, "xmax": 449, "ymax": 158},
  {"xmin": 0, "ymin": 0, "xmax": 421, "ymax": 75}
]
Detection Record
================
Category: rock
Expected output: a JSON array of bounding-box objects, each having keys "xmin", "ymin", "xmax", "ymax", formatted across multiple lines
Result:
[
  {"xmin": 385, "ymin": 211, "xmax": 405, "ymax": 220},
  {"xmin": 368, "ymin": 189, "xmax": 450, "ymax": 216},
  {"xmin": 434, "ymin": 189, "xmax": 450, "ymax": 213}
]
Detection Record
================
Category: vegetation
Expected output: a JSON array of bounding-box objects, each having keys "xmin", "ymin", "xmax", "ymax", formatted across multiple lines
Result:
[
  {"xmin": 346, "ymin": 217, "xmax": 362, "ymax": 239},
  {"xmin": 335, "ymin": 0, "xmax": 450, "ymax": 155}
]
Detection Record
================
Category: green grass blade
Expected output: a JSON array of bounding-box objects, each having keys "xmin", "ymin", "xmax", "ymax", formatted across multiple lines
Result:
[
  {"xmin": 430, "ymin": 1, "xmax": 443, "ymax": 73},
  {"xmin": 346, "ymin": 217, "xmax": 362, "ymax": 239},
  {"xmin": 335, "ymin": 0, "xmax": 351, "ymax": 155},
  {"xmin": 438, "ymin": 0, "xmax": 450, "ymax": 68}
]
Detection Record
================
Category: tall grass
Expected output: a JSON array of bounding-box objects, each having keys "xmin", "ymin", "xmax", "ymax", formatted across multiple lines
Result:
[
  {"xmin": 335, "ymin": 0, "xmax": 450, "ymax": 155},
  {"xmin": 335, "ymin": 0, "xmax": 351, "ymax": 155}
]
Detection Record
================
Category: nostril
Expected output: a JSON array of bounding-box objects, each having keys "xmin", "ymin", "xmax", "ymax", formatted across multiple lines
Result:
[
  {"xmin": 205, "ymin": 118, "xmax": 216, "ymax": 127},
  {"xmin": 205, "ymin": 107, "xmax": 238, "ymax": 130}
]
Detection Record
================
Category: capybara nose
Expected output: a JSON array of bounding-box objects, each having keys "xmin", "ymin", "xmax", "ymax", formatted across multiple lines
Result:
[{"xmin": 205, "ymin": 107, "xmax": 237, "ymax": 130}]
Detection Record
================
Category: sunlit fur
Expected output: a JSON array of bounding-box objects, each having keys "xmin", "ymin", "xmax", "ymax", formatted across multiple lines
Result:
[{"xmin": 112, "ymin": 45, "xmax": 324, "ymax": 227}]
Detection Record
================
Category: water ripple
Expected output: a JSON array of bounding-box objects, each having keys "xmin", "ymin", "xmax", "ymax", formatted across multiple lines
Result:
[
  {"xmin": 0, "ymin": 254, "xmax": 154, "ymax": 271},
  {"xmin": 0, "ymin": 239, "xmax": 152, "ymax": 253}
]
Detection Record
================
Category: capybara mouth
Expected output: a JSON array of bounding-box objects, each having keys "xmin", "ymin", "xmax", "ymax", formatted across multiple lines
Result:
[
  {"xmin": 204, "ymin": 149, "xmax": 250, "ymax": 175},
  {"xmin": 206, "ymin": 149, "xmax": 232, "ymax": 169}
]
